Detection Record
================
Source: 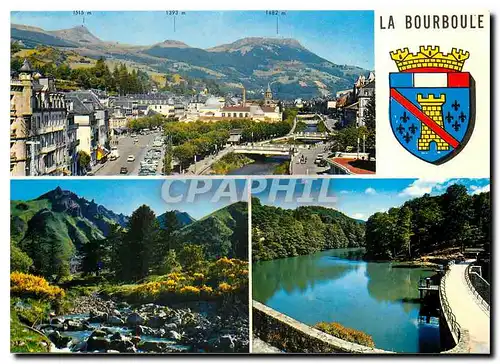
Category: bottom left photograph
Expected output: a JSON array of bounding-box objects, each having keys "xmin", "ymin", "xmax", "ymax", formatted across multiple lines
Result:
[{"xmin": 10, "ymin": 178, "xmax": 249, "ymax": 354}]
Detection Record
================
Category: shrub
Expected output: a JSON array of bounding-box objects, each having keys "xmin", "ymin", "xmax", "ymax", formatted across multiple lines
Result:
[
  {"xmin": 11, "ymin": 244, "xmax": 33, "ymax": 273},
  {"xmin": 179, "ymin": 285, "xmax": 200, "ymax": 295},
  {"xmin": 314, "ymin": 322, "xmax": 375, "ymax": 348},
  {"xmin": 218, "ymin": 282, "xmax": 233, "ymax": 293},
  {"xmin": 10, "ymin": 272, "xmax": 65, "ymax": 301}
]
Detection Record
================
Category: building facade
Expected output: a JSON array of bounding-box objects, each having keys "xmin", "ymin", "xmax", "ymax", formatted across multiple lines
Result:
[{"xmin": 10, "ymin": 60, "xmax": 70, "ymax": 176}]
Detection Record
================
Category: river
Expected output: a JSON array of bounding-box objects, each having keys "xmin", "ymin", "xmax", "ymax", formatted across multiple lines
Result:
[
  {"xmin": 252, "ymin": 248, "xmax": 441, "ymax": 353},
  {"xmin": 228, "ymin": 124, "xmax": 319, "ymax": 175},
  {"xmin": 227, "ymin": 156, "xmax": 289, "ymax": 175}
]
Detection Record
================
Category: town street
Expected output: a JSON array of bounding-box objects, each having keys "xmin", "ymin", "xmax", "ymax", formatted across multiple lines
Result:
[
  {"xmin": 291, "ymin": 142, "xmax": 331, "ymax": 175},
  {"xmin": 94, "ymin": 132, "xmax": 164, "ymax": 176}
]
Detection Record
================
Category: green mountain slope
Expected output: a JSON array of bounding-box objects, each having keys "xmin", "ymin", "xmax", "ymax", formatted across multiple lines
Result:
[
  {"xmin": 11, "ymin": 23, "xmax": 370, "ymax": 99},
  {"xmin": 252, "ymin": 197, "xmax": 365, "ymax": 261},
  {"xmin": 175, "ymin": 201, "xmax": 248, "ymax": 260},
  {"xmin": 10, "ymin": 187, "xmax": 129, "ymax": 277}
]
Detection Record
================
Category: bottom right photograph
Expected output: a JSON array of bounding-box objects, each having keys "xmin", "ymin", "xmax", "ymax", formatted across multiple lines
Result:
[{"xmin": 250, "ymin": 178, "xmax": 490, "ymax": 354}]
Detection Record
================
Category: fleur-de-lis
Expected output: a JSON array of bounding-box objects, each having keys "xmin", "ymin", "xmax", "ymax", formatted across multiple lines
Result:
[
  {"xmin": 400, "ymin": 112, "xmax": 410, "ymax": 123},
  {"xmin": 403, "ymin": 132, "xmax": 412, "ymax": 143},
  {"xmin": 445, "ymin": 111, "xmax": 454, "ymax": 124},
  {"xmin": 458, "ymin": 112, "xmax": 467, "ymax": 123}
]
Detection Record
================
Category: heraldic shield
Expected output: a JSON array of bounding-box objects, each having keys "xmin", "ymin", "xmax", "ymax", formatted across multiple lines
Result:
[{"xmin": 389, "ymin": 46, "xmax": 475, "ymax": 165}]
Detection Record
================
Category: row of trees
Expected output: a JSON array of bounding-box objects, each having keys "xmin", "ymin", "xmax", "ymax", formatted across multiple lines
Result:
[
  {"xmin": 365, "ymin": 184, "xmax": 490, "ymax": 260},
  {"xmin": 11, "ymin": 50, "xmax": 152, "ymax": 94},
  {"xmin": 127, "ymin": 114, "xmax": 171, "ymax": 131},
  {"xmin": 81, "ymin": 207, "xmax": 191, "ymax": 281},
  {"xmin": 331, "ymin": 94, "xmax": 376, "ymax": 157},
  {"xmin": 252, "ymin": 198, "xmax": 365, "ymax": 261},
  {"xmin": 81, "ymin": 202, "xmax": 248, "ymax": 282},
  {"xmin": 165, "ymin": 118, "xmax": 294, "ymax": 170}
]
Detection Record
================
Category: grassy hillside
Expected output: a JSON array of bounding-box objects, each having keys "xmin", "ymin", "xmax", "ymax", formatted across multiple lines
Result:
[{"xmin": 175, "ymin": 201, "xmax": 248, "ymax": 260}]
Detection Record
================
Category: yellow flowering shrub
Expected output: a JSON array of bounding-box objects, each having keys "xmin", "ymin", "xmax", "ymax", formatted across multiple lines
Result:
[
  {"xmin": 314, "ymin": 322, "xmax": 375, "ymax": 348},
  {"xmin": 200, "ymin": 285, "xmax": 213, "ymax": 294},
  {"xmin": 218, "ymin": 282, "xmax": 233, "ymax": 293},
  {"xmin": 115, "ymin": 258, "xmax": 249, "ymax": 301},
  {"xmin": 179, "ymin": 285, "xmax": 200, "ymax": 295},
  {"xmin": 10, "ymin": 272, "xmax": 65, "ymax": 300}
]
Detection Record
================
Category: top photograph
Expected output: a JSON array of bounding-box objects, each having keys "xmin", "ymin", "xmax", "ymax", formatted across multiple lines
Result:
[{"xmin": 10, "ymin": 10, "xmax": 375, "ymax": 177}]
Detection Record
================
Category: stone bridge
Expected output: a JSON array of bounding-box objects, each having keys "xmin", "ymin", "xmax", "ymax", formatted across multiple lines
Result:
[
  {"xmin": 292, "ymin": 132, "xmax": 330, "ymax": 141},
  {"xmin": 233, "ymin": 145, "xmax": 294, "ymax": 156}
]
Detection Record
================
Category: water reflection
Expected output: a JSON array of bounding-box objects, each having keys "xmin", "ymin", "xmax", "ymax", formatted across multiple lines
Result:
[
  {"xmin": 252, "ymin": 248, "xmax": 441, "ymax": 353},
  {"xmin": 253, "ymin": 249, "xmax": 359, "ymax": 303}
]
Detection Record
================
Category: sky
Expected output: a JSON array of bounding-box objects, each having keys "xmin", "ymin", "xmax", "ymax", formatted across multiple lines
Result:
[
  {"xmin": 252, "ymin": 178, "xmax": 490, "ymax": 221},
  {"xmin": 10, "ymin": 178, "xmax": 248, "ymax": 219},
  {"xmin": 10, "ymin": 177, "xmax": 490, "ymax": 221},
  {"xmin": 10, "ymin": 10, "xmax": 374, "ymax": 69}
]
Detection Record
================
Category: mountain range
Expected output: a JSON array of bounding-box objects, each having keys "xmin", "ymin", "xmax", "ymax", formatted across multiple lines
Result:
[
  {"xmin": 11, "ymin": 187, "xmax": 247, "ymax": 276},
  {"xmin": 11, "ymin": 23, "xmax": 370, "ymax": 99}
]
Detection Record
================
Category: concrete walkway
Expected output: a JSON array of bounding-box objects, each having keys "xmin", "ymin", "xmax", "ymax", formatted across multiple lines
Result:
[
  {"xmin": 444, "ymin": 262, "xmax": 490, "ymax": 353},
  {"xmin": 252, "ymin": 337, "xmax": 282, "ymax": 353}
]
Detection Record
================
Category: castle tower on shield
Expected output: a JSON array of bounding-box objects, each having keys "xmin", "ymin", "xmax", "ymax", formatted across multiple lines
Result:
[{"xmin": 417, "ymin": 94, "xmax": 449, "ymax": 151}]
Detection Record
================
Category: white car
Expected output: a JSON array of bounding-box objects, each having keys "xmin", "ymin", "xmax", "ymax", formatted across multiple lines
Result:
[{"xmin": 127, "ymin": 155, "xmax": 135, "ymax": 162}]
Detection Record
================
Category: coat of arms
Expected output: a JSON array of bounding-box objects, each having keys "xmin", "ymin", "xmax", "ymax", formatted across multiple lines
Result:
[{"xmin": 389, "ymin": 46, "xmax": 475, "ymax": 165}]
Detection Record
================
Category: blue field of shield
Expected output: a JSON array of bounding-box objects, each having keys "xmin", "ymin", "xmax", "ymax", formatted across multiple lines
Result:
[{"xmin": 389, "ymin": 87, "xmax": 471, "ymax": 164}]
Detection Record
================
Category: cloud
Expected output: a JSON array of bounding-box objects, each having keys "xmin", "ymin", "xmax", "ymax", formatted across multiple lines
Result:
[
  {"xmin": 365, "ymin": 187, "xmax": 377, "ymax": 195},
  {"xmin": 339, "ymin": 190, "xmax": 349, "ymax": 194},
  {"xmin": 353, "ymin": 213, "xmax": 365, "ymax": 219},
  {"xmin": 398, "ymin": 178, "xmax": 449, "ymax": 197},
  {"xmin": 471, "ymin": 184, "xmax": 490, "ymax": 195}
]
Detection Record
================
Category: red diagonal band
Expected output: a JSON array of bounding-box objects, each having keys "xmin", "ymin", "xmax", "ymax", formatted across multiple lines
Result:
[{"xmin": 390, "ymin": 88, "xmax": 459, "ymax": 149}]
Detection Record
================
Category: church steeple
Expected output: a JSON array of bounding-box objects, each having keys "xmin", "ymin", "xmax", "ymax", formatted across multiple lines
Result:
[{"xmin": 265, "ymin": 83, "xmax": 273, "ymax": 105}]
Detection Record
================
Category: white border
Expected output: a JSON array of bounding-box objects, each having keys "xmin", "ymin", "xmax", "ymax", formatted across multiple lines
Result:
[{"xmin": 2, "ymin": 1, "xmax": 499, "ymax": 363}]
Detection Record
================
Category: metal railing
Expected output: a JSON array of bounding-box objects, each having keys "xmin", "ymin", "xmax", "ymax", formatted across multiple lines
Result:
[
  {"xmin": 439, "ymin": 263, "xmax": 462, "ymax": 345},
  {"xmin": 465, "ymin": 263, "xmax": 490, "ymax": 316}
]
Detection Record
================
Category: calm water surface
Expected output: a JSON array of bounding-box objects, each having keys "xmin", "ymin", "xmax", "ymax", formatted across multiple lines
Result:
[
  {"xmin": 228, "ymin": 156, "xmax": 289, "ymax": 175},
  {"xmin": 253, "ymin": 248, "xmax": 441, "ymax": 353}
]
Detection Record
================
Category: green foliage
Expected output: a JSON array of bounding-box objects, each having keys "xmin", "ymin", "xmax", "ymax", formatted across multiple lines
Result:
[
  {"xmin": 211, "ymin": 153, "xmax": 253, "ymax": 174},
  {"xmin": 11, "ymin": 185, "xmax": 247, "ymax": 289},
  {"xmin": 166, "ymin": 119, "xmax": 292, "ymax": 170},
  {"xmin": 252, "ymin": 198, "xmax": 364, "ymax": 261},
  {"xmin": 11, "ymin": 41, "xmax": 22, "ymax": 55},
  {"xmin": 178, "ymin": 244, "xmax": 205, "ymax": 273},
  {"xmin": 175, "ymin": 201, "xmax": 248, "ymax": 260},
  {"xmin": 162, "ymin": 249, "xmax": 182, "ymax": 274},
  {"xmin": 10, "ymin": 304, "xmax": 51, "ymax": 353},
  {"xmin": 11, "ymin": 242, "xmax": 33, "ymax": 273},
  {"xmin": 365, "ymin": 184, "xmax": 490, "ymax": 260},
  {"xmin": 362, "ymin": 94, "xmax": 376, "ymax": 155},
  {"xmin": 81, "ymin": 239, "xmax": 104, "ymax": 276},
  {"xmin": 11, "ymin": 48, "xmax": 152, "ymax": 94},
  {"xmin": 78, "ymin": 150, "xmax": 91, "ymax": 170},
  {"xmin": 273, "ymin": 161, "xmax": 290, "ymax": 175},
  {"xmin": 127, "ymin": 114, "xmax": 165, "ymax": 131},
  {"xmin": 314, "ymin": 321, "xmax": 374, "ymax": 347},
  {"xmin": 18, "ymin": 210, "xmax": 76, "ymax": 280},
  {"xmin": 117, "ymin": 205, "xmax": 161, "ymax": 281},
  {"xmin": 11, "ymin": 297, "xmax": 51, "ymax": 326}
]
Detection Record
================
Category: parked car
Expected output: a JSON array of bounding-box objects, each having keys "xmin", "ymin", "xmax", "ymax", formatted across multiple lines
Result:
[
  {"xmin": 120, "ymin": 166, "xmax": 128, "ymax": 174},
  {"xmin": 127, "ymin": 155, "xmax": 135, "ymax": 162}
]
